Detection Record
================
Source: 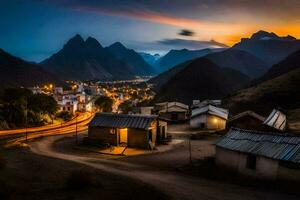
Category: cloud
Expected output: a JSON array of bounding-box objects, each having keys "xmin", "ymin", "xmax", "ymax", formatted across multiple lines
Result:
[
  {"xmin": 178, "ymin": 29, "xmax": 195, "ymax": 37},
  {"xmin": 157, "ymin": 38, "xmax": 228, "ymax": 49}
]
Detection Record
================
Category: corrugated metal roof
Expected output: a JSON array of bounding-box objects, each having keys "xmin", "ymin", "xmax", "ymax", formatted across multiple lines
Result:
[
  {"xmin": 263, "ymin": 109, "xmax": 286, "ymax": 131},
  {"xmin": 191, "ymin": 105, "xmax": 228, "ymax": 120},
  {"xmin": 216, "ymin": 128, "xmax": 300, "ymax": 163},
  {"xmin": 89, "ymin": 113, "xmax": 158, "ymax": 130}
]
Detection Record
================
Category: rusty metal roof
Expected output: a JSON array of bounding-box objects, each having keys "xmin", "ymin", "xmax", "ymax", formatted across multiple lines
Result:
[
  {"xmin": 216, "ymin": 128, "xmax": 300, "ymax": 163},
  {"xmin": 89, "ymin": 113, "xmax": 158, "ymax": 130}
]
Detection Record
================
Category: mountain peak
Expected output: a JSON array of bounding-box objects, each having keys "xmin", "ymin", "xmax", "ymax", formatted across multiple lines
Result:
[
  {"xmin": 85, "ymin": 37, "xmax": 102, "ymax": 48},
  {"xmin": 250, "ymin": 30, "xmax": 279, "ymax": 40},
  {"xmin": 64, "ymin": 34, "xmax": 85, "ymax": 48},
  {"xmin": 110, "ymin": 42, "xmax": 127, "ymax": 50}
]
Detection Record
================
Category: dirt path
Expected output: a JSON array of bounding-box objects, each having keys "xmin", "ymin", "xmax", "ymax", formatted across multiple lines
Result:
[{"xmin": 29, "ymin": 135, "xmax": 299, "ymax": 200}]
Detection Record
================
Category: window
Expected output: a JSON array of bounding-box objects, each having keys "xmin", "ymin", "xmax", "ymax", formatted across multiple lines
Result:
[
  {"xmin": 246, "ymin": 155, "xmax": 256, "ymax": 170},
  {"xmin": 110, "ymin": 129, "xmax": 116, "ymax": 134}
]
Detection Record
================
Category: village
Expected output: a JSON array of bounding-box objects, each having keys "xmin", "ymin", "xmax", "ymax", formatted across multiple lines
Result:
[{"xmin": 24, "ymin": 80, "xmax": 300, "ymax": 185}]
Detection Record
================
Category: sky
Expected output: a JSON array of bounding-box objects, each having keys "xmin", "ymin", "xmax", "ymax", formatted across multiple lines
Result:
[{"xmin": 1, "ymin": 0, "xmax": 300, "ymax": 62}]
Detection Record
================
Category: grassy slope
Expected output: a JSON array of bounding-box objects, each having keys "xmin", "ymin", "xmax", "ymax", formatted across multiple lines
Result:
[{"xmin": 223, "ymin": 68, "xmax": 300, "ymax": 118}]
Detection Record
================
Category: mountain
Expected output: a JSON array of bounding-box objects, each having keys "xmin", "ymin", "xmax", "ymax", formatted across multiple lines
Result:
[
  {"xmin": 139, "ymin": 52, "xmax": 160, "ymax": 67},
  {"xmin": 223, "ymin": 68, "xmax": 300, "ymax": 117},
  {"xmin": 41, "ymin": 35, "xmax": 135, "ymax": 81},
  {"xmin": 205, "ymin": 49, "xmax": 269, "ymax": 78},
  {"xmin": 233, "ymin": 30, "xmax": 300, "ymax": 65},
  {"xmin": 257, "ymin": 49, "xmax": 300, "ymax": 83},
  {"xmin": 0, "ymin": 49, "xmax": 62, "ymax": 87},
  {"xmin": 156, "ymin": 48, "xmax": 224, "ymax": 73},
  {"xmin": 106, "ymin": 42, "xmax": 155, "ymax": 75},
  {"xmin": 153, "ymin": 58, "xmax": 250, "ymax": 104}
]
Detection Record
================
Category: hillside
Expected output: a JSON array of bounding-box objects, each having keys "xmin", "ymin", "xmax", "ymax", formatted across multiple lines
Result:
[
  {"xmin": 153, "ymin": 58, "xmax": 250, "ymax": 104},
  {"xmin": 257, "ymin": 49, "xmax": 300, "ymax": 83},
  {"xmin": 139, "ymin": 52, "xmax": 160, "ymax": 68},
  {"xmin": 156, "ymin": 48, "xmax": 223, "ymax": 73},
  {"xmin": 223, "ymin": 68, "xmax": 300, "ymax": 116},
  {"xmin": 106, "ymin": 42, "xmax": 155, "ymax": 75},
  {"xmin": 233, "ymin": 30, "xmax": 300, "ymax": 65},
  {"xmin": 41, "ymin": 35, "xmax": 135, "ymax": 81},
  {"xmin": 205, "ymin": 49, "xmax": 269, "ymax": 78},
  {"xmin": 148, "ymin": 60, "xmax": 191, "ymax": 91},
  {"xmin": 0, "ymin": 49, "xmax": 62, "ymax": 87}
]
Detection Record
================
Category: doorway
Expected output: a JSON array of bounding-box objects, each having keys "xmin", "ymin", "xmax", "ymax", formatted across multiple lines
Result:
[{"xmin": 119, "ymin": 128, "xmax": 128, "ymax": 145}]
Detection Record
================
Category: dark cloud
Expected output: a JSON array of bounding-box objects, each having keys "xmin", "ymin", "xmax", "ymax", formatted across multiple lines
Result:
[
  {"xmin": 157, "ymin": 38, "xmax": 228, "ymax": 49},
  {"xmin": 178, "ymin": 29, "xmax": 195, "ymax": 37}
]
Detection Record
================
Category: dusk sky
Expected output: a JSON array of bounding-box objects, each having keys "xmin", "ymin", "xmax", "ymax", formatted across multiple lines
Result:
[{"xmin": 1, "ymin": 0, "xmax": 300, "ymax": 62}]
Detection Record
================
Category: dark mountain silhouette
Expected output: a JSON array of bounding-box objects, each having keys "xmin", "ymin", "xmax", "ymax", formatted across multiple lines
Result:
[
  {"xmin": 148, "ymin": 60, "xmax": 191, "ymax": 91},
  {"xmin": 224, "ymin": 68, "xmax": 300, "ymax": 116},
  {"xmin": 233, "ymin": 30, "xmax": 300, "ymax": 65},
  {"xmin": 149, "ymin": 48, "xmax": 267, "ymax": 90},
  {"xmin": 0, "ymin": 49, "xmax": 62, "ymax": 87},
  {"xmin": 139, "ymin": 52, "xmax": 160, "ymax": 68},
  {"xmin": 257, "ymin": 49, "xmax": 300, "ymax": 83},
  {"xmin": 41, "ymin": 35, "xmax": 135, "ymax": 81},
  {"xmin": 156, "ymin": 48, "xmax": 224, "ymax": 73},
  {"xmin": 106, "ymin": 42, "xmax": 155, "ymax": 75},
  {"xmin": 205, "ymin": 49, "xmax": 269, "ymax": 78},
  {"xmin": 153, "ymin": 58, "xmax": 250, "ymax": 104}
]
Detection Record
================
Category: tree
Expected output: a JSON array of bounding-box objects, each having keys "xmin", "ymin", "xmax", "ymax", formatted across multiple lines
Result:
[
  {"xmin": 118, "ymin": 101, "xmax": 134, "ymax": 114},
  {"xmin": 95, "ymin": 96, "xmax": 114, "ymax": 112},
  {"xmin": 56, "ymin": 111, "xmax": 73, "ymax": 121}
]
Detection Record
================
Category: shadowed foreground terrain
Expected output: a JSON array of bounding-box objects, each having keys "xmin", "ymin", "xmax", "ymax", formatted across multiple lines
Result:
[{"xmin": 0, "ymin": 147, "xmax": 168, "ymax": 200}]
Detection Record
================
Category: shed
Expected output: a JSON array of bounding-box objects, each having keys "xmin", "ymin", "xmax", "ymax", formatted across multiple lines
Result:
[
  {"xmin": 154, "ymin": 102, "xmax": 189, "ymax": 122},
  {"xmin": 227, "ymin": 111, "xmax": 265, "ymax": 130},
  {"xmin": 216, "ymin": 128, "xmax": 300, "ymax": 181},
  {"xmin": 88, "ymin": 113, "xmax": 167, "ymax": 149},
  {"xmin": 190, "ymin": 105, "xmax": 228, "ymax": 130}
]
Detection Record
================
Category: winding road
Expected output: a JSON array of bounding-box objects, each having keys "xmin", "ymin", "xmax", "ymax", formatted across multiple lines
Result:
[{"xmin": 29, "ymin": 135, "xmax": 298, "ymax": 200}]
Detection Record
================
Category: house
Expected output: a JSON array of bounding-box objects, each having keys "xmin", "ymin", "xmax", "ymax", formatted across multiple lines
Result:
[
  {"xmin": 139, "ymin": 106, "xmax": 154, "ymax": 115},
  {"xmin": 54, "ymin": 87, "xmax": 63, "ymax": 95},
  {"xmin": 154, "ymin": 102, "xmax": 189, "ymax": 122},
  {"xmin": 216, "ymin": 128, "xmax": 300, "ymax": 181},
  {"xmin": 56, "ymin": 94, "xmax": 78, "ymax": 114},
  {"xmin": 263, "ymin": 109, "xmax": 287, "ymax": 131},
  {"xmin": 227, "ymin": 111, "xmax": 266, "ymax": 130},
  {"xmin": 88, "ymin": 113, "xmax": 168, "ymax": 149},
  {"xmin": 190, "ymin": 104, "xmax": 228, "ymax": 130}
]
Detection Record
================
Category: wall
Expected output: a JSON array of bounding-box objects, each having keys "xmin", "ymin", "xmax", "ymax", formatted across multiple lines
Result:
[
  {"xmin": 216, "ymin": 147, "xmax": 278, "ymax": 180},
  {"xmin": 127, "ymin": 128, "xmax": 149, "ymax": 149},
  {"xmin": 88, "ymin": 127, "xmax": 118, "ymax": 146},
  {"xmin": 190, "ymin": 115, "xmax": 206, "ymax": 129},
  {"xmin": 160, "ymin": 112, "xmax": 187, "ymax": 122},
  {"xmin": 190, "ymin": 114, "xmax": 226, "ymax": 130},
  {"xmin": 206, "ymin": 115, "xmax": 226, "ymax": 130},
  {"xmin": 277, "ymin": 163, "xmax": 300, "ymax": 181}
]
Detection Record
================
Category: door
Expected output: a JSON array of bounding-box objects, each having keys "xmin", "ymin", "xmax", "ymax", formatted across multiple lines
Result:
[{"xmin": 119, "ymin": 128, "xmax": 128, "ymax": 144}]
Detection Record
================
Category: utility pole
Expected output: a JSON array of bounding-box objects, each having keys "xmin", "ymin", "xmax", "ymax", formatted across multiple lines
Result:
[{"xmin": 188, "ymin": 134, "xmax": 192, "ymax": 164}]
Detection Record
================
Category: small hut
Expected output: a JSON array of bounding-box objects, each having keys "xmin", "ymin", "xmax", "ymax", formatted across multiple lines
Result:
[
  {"xmin": 190, "ymin": 105, "xmax": 228, "ymax": 130},
  {"xmin": 88, "ymin": 113, "xmax": 167, "ymax": 149}
]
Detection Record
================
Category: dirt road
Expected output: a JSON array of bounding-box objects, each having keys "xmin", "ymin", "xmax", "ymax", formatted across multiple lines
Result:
[{"xmin": 30, "ymin": 135, "xmax": 299, "ymax": 200}]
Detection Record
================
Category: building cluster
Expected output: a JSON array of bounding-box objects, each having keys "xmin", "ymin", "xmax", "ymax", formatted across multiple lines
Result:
[
  {"xmin": 86, "ymin": 97, "xmax": 300, "ymax": 182},
  {"xmin": 29, "ymin": 82, "xmax": 103, "ymax": 115}
]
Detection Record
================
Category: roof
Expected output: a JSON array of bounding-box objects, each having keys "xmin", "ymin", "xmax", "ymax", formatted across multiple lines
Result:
[
  {"xmin": 263, "ymin": 109, "xmax": 286, "ymax": 131},
  {"xmin": 192, "ymin": 99, "xmax": 221, "ymax": 108},
  {"xmin": 228, "ymin": 111, "xmax": 265, "ymax": 122},
  {"xmin": 155, "ymin": 102, "xmax": 189, "ymax": 112},
  {"xmin": 216, "ymin": 128, "xmax": 300, "ymax": 163},
  {"xmin": 89, "ymin": 113, "xmax": 158, "ymax": 130},
  {"xmin": 191, "ymin": 105, "xmax": 228, "ymax": 120}
]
